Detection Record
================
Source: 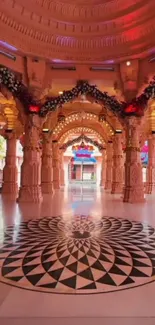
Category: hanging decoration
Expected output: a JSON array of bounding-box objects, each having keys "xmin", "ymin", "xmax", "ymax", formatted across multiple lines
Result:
[
  {"xmin": 1, "ymin": 65, "xmax": 155, "ymax": 119},
  {"xmin": 0, "ymin": 66, "xmax": 39, "ymax": 114},
  {"xmin": 60, "ymin": 135, "xmax": 104, "ymax": 151},
  {"xmin": 57, "ymin": 107, "xmax": 66, "ymax": 122},
  {"xmin": 98, "ymin": 107, "xmax": 106, "ymax": 122}
]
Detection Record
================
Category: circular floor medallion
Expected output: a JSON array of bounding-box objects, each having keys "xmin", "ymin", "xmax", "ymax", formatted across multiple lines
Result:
[{"xmin": 0, "ymin": 215, "xmax": 155, "ymax": 294}]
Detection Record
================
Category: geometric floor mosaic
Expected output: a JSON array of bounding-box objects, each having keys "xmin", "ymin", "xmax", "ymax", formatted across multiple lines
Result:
[{"xmin": 0, "ymin": 215, "xmax": 155, "ymax": 294}]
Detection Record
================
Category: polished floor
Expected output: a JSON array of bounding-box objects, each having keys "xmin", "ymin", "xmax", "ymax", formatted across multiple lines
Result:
[{"xmin": 0, "ymin": 185, "xmax": 155, "ymax": 324}]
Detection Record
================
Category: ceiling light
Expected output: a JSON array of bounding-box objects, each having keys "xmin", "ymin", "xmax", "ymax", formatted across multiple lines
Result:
[{"xmin": 126, "ymin": 61, "xmax": 131, "ymax": 66}]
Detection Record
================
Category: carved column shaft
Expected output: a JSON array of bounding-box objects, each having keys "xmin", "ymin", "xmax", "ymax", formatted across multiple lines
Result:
[
  {"xmin": 41, "ymin": 133, "xmax": 54, "ymax": 195},
  {"xmin": 18, "ymin": 115, "xmax": 43, "ymax": 203},
  {"xmin": 111, "ymin": 133, "xmax": 124, "ymax": 194},
  {"xmin": 60, "ymin": 149, "xmax": 65, "ymax": 186},
  {"xmin": 52, "ymin": 141, "xmax": 60, "ymax": 190},
  {"xmin": 123, "ymin": 117, "xmax": 145, "ymax": 203},
  {"xmin": 2, "ymin": 132, "xmax": 18, "ymax": 198},
  {"xmin": 146, "ymin": 134, "xmax": 155, "ymax": 194},
  {"xmin": 100, "ymin": 149, "xmax": 106, "ymax": 187},
  {"xmin": 105, "ymin": 141, "xmax": 113, "ymax": 190}
]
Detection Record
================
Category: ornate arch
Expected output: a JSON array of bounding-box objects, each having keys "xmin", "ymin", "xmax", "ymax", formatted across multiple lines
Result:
[
  {"xmin": 59, "ymin": 135, "xmax": 105, "ymax": 151},
  {"xmin": 58, "ymin": 127, "xmax": 105, "ymax": 146},
  {"xmin": 53, "ymin": 112, "xmax": 113, "ymax": 142}
]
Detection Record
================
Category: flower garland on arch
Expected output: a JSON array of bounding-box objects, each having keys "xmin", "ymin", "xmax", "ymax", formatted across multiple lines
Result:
[
  {"xmin": 0, "ymin": 65, "xmax": 155, "ymax": 118},
  {"xmin": 60, "ymin": 135, "xmax": 105, "ymax": 151}
]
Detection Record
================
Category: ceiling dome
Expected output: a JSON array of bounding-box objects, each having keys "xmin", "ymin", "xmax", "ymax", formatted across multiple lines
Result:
[{"xmin": 0, "ymin": 0, "xmax": 155, "ymax": 62}]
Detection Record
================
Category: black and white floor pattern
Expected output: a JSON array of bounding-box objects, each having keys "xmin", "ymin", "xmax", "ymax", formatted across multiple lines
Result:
[{"xmin": 0, "ymin": 215, "xmax": 155, "ymax": 294}]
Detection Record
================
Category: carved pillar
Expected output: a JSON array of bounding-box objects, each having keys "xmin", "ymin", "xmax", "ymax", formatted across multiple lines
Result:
[
  {"xmin": 59, "ymin": 149, "xmax": 65, "ymax": 186},
  {"xmin": 123, "ymin": 117, "xmax": 145, "ymax": 203},
  {"xmin": 146, "ymin": 134, "xmax": 155, "ymax": 194},
  {"xmin": 41, "ymin": 132, "xmax": 54, "ymax": 195},
  {"xmin": 18, "ymin": 115, "xmax": 43, "ymax": 203},
  {"xmin": 52, "ymin": 141, "xmax": 60, "ymax": 190},
  {"xmin": 100, "ymin": 149, "xmax": 106, "ymax": 187},
  {"xmin": 111, "ymin": 133, "xmax": 124, "ymax": 194},
  {"xmin": 2, "ymin": 131, "xmax": 18, "ymax": 198},
  {"xmin": 105, "ymin": 141, "xmax": 113, "ymax": 190}
]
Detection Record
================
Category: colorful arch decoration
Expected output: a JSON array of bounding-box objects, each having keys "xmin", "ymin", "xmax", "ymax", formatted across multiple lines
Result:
[
  {"xmin": 0, "ymin": 65, "xmax": 155, "ymax": 118},
  {"xmin": 60, "ymin": 135, "xmax": 105, "ymax": 151}
]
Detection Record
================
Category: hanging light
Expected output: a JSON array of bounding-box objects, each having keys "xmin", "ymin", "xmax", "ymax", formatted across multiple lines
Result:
[
  {"xmin": 58, "ymin": 107, "xmax": 65, "ymax": 122},
  {"xmin": 98, "ymin": 107, "xmax": 106, "ymax": 122}
]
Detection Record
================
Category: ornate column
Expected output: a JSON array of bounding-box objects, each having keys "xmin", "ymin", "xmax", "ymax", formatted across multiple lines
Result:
[
  {"xmin": 2, "ymin": 131, "xmax": 18, "ymax": 198},
  {"xmin": 52, "ymin": 140, "xmax": 60, "ymax": 190},
  {"xmin": 59, "ymin": 149, "xmax": 65, "ymax": 186},
  {"xmin": 146, "ymin": 133, "xmax": 155, "ymax": 194},
  {"xmin": 123, "ymin": 116, "xmax": 145, "ymax": 203},
  {"xmin": 18, "ymin": 115, "xmax": 43, "ymax": 203},
  {"xmin": 100, "ymin": 149, "xmax": 106, "ymax": 187},
  {"xmin": 41, "ymin": 131, "xmax": 54, "ymax": 195},
  {"xmin": 111, "ymin": 132, "xmax": 124, "ymax": 194},
  {"xmin": 105, "ymin": 141, "xmax": 113, "ymax": 190}
]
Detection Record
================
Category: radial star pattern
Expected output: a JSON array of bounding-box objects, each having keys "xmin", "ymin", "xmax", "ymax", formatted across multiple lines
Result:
[{"xmin": 0, "ymin": 215, "xmax": 155, "ymax": 294}]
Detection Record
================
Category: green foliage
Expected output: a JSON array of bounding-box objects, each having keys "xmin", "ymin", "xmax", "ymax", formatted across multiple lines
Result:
[{"xmin": 0, "ymin": 136, "xmax": 6, "ymax": 158}]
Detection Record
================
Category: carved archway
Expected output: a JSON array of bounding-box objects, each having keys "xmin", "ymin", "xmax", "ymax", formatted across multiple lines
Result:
[
  {"xmin": 60, "ymin": 135, "xmax": 105, "ymax": 151},
  {"xmin": 53, "ymin": 112, "xmax": 113, "ymax": 143}
]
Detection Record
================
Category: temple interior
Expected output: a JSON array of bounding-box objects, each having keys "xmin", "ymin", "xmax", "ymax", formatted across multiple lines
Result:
[{"xmin": 0, "ymin": 1, "xmax": 155, "ymax": 324}]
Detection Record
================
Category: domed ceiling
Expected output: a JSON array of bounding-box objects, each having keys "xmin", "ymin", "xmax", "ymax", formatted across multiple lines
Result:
[{"xmin": 0, "ymin": 0, "xmax": 155, "ymax": 62}]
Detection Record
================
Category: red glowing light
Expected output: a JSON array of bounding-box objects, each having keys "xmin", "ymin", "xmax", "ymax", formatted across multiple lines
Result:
[
  {"xmin": 124, "ymin": 105, "xmax": 136, "ymax": 113},
  {"xmin": 29, "ymin": 105, "xmax": 40, "ymax": 113}
]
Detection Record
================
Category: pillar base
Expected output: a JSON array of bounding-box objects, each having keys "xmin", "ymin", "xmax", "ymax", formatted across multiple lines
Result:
[
  {"xmin": 100, "ymin": 180, "xmax": 105, "ymax": 187},
  {"xmin": 2, "ymin": 183, "xmax": 18, "ymax": 199},
  {"xmin": 104, "ymin": 181, "xmax": 112, "ymax": 190},
  {"xmin": 42, "ymin": 183, "xmax": 54, "ymax": 195},
  {"xmin": 111, "ymin": 182, "xmax": 123, "ymax": 194},
  {"xmin": 53, "ymin": 181, "xmax": 60, "ymax": 190},
  {"xmin": 123, "ymin": 187, "xmax": 145, "ymax": 203},
  {"xmin": 17, "ymin": 185, "xmax": 43, "ymax": 203},
  {"xmin": 145, "ymin": 183, "xmax": 155, "ymax": 194}
]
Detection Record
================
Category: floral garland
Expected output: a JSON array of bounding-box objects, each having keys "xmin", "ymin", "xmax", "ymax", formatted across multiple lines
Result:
[
  {"xmin": 60, "ymin": 135, "xmax": 104, "ymax": 151},
  {"xmin": 0, "ymin": 66, "xmax": 36, "ymax": 114},
  {"xmin": 1, "ymin": 65, "xmax": 155, "ymax": 118}
]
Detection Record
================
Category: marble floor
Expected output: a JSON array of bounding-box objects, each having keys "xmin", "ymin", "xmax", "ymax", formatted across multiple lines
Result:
[{"xmin": 0, "ymin": 185, "xmax": 155, "ymax": 324}]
